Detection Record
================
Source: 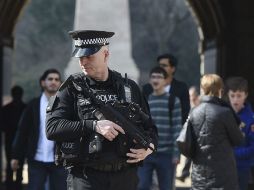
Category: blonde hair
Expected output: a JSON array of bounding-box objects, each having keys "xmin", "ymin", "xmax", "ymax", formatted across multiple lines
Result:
[{"xmin": 201, "ymin": 74, "xmax": 223, "ymax": 97}]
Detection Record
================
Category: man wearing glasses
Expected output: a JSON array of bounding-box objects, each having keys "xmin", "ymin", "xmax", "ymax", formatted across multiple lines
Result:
[
  {"xmin": 138, "ymin": 66, "xmax": 182, "ymax": 190},
  {"xmin": 142, "ymin": 54, "xmax": 190, "ymax": 186},
  {"xmin": 143, "ymin": 53, "xmax": 190, "ymax": 125}
]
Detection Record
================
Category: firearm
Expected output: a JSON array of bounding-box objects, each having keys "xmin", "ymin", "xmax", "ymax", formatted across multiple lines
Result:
[
  {"xmin": 93, "ymin": 101, "xmax": 154, "ymax": 151},
  {"xmin": 71, "ymin": 78, "xmax": 154, "ymax": 151}
]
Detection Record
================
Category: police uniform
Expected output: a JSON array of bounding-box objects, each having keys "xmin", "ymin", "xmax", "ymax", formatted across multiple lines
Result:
[{"xmin": 46, "ymin": 30, "xmax": 157, "ymax": 190}]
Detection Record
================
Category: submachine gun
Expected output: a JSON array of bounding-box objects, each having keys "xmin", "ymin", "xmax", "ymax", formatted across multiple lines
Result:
[
  {"xmin": 93, "ymin": 101, "xmax": 154, "ymax": 151},
  {"xmin": 74, "ymin": 77, "xmax": 154, "ymax": 152}
]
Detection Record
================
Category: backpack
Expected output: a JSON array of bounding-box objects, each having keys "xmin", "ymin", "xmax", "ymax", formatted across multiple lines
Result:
[{"xmin": 168, "ymin": 94, "xmax": 175, "ymax": 127}]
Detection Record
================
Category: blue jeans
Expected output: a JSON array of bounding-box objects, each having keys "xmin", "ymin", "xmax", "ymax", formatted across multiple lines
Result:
[
  {"xmin": 138, "ymin": 153, "xmax": 176, "ymax": 190},
  {"xmin": 27, "ymin": 160, "xmax": 67, "ymax": 190}
]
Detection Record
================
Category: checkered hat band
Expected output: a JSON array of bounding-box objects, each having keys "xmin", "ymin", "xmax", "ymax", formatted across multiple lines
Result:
[{"xmin": 74, "ymin": 38, "xmax": 109, "ymax": 46}]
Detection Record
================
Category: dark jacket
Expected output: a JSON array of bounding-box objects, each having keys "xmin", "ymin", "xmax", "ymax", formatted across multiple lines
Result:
[
  {"xmin": 142, "ymin": 78, "xmax": 190, "ymax": 124},
  {"xmin": 2, "ymin": 100, "xmax": 26, "ymax": 153},
  {"xmin": 46, "ymin": 70, "xmax": 157, "ymax": 165},
  {"xmin": 12, "ymin": 97, "xmax": 41, "ymax": 161},
  {"xmin": 190, "ymin": 96, "xmax": 244, "ymax": 190}
]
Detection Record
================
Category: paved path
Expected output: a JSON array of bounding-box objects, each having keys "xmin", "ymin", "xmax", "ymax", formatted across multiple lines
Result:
[
  {"xmin": 1, "ymin": 156, "xmax": 191, "ymax": 189},
  {"xmin": 0, "ymin": 184, "xmax": 191, "ymax": 190}
]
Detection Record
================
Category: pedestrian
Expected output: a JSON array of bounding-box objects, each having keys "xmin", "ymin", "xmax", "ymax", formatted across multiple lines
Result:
[
  {"xmin": 11, "ymin": 69, "xmax": 66, "ymax": 190},
  {"xmin": 46, "ymin": 30, "xmax": 157, "ymax": 190},
  {"xmin": 188, "ymin": 86, "xmax": 200, "ymax": 108},
  {"xmin": 176, "ymin": 86, "xmax": 200, "ymax": 182},
  {"xmin": 138, "ymin": 66, "xmax": 182, "ymax": 190},
  {"xmin": 190, "ymin": 74, "xmax": 243, "ymax": 189},
  {"xmin": 2, "ymin": 85, "xmax": 26, "ymax": 190},
  {"xmin": 142, "ymin": 53, "xmax": 190, "ymax": 125},
  {"xmin": 225, "ymin": 77, "xmax": 254, "ymax": 190}
]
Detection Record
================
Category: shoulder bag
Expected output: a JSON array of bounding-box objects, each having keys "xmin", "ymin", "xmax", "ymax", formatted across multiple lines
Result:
[{"xmin": 176, "ymin": 114, "xmax": 196, "ymax": 159}]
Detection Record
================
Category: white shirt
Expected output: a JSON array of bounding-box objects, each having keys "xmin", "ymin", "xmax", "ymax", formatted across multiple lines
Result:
[
  {"xmin": 34, "ymin": 93, "xmax": 54, "ymax": 162},
  {"xmin": 165, "ymin": 84, "xmax": 171, "ymax": 93}
]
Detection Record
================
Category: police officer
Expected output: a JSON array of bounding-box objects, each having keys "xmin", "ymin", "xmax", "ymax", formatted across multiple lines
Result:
[{"xmin": 46, "ymin": 30, "xmax": 157, "ymax": 190}]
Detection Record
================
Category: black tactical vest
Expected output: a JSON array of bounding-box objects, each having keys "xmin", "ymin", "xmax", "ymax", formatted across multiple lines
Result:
[{"xmin": 58, "ymin": 71, "xmax": 135, "ymax": 166}]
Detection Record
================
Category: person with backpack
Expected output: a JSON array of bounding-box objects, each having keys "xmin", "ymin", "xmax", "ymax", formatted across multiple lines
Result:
[
  {"xmin": 138, "ymin": 66, "xmax": 182, "ymax": 190},
  {"xmin": 142, "ymin": 54, "xmax": 190, "ymax": 125}
]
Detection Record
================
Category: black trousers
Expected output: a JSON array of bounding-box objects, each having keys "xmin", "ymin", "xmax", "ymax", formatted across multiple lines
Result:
[
  {"xmin": 67, "ymin": 166, "xmax": 139, "ymax": 190},
  {"xmin": 5, "ymin": 142, "xmax": 24, "ymax": 190}
]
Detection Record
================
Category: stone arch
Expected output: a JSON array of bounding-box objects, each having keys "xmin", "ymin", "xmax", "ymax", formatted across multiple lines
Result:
[
  {"xmin": 187, "ymin": 0, "xmax": 254, "ymax": 105},
  {"xmin": 186, "ymin": 0, "xmax": 225, "ymax": 75}
]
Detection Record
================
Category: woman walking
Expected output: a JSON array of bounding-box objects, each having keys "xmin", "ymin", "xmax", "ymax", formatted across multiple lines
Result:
[{"xmin": 190, "ymin": 74, "xmax": 244, "ymax": 190}]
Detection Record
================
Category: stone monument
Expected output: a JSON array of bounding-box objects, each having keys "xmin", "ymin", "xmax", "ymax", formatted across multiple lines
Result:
[{"xmin": 65, "ymin": 0, "xmax": 139, "ymax": 82}]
